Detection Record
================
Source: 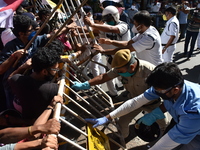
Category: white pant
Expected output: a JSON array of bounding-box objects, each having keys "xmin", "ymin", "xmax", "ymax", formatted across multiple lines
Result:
[
  {"xmin": 197, "ymin": 32, "xmax": 200, "ymax": 48},
  {"xmin": 162, "ymin": 45, "xmax": 176, "ymax": 62}
]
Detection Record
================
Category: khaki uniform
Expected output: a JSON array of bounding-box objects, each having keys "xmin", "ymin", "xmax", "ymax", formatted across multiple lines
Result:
[{"xmin": 107, "ymin": 59, "xmax": 168, "ymax": 138}]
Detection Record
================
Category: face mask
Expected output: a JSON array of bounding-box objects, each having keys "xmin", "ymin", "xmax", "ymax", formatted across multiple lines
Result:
[
  {"xmin": 106, "ymin": 21, "xmax": 115, "ymax": 26},
  {"xmin": 118, "ymin": 71, "xmax": 135, "ymax": 77},
  {"xmin": 28, "ymin": 31, "xmax": 36, "ymax": 41},
  {"xmin": 162, "ymin": 14, "xmax": 167, "ymax": 21},
  {"xmin": 45, "ymin": 72, "xmax": 55, "ymax": 81},
  {"xmin": 131, "ymin": 5, "xmax": 136, "ymax": 9},
  {"xmin": 155, "ymin": 91, "xmax": 174, "ymax": 100},
  {"xmin": 131, "ymin": 25, "xmax": 141, "ymax": 33}
]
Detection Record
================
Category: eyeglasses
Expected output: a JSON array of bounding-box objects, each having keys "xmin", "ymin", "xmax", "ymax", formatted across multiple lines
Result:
[
  {"xmin": 154, "ymin": 82, "xmax": 182, "ymax": 94},
  {"xmin": 50, "ymin": 68, "xmax": 60, "ymax": 72},
  {"xmin": 154, "ymin": 86, "xmax": 173, "ymax": 94}
]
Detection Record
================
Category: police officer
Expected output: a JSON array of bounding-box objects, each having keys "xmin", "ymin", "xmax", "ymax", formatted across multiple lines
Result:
[
  {"xmin": 84, "ymin": 5, "xmax": 131, "ymax": 97},
  {"xmin": 96, "ymin": 10, "xmax": 163, "ymax": 66},
  {"xmin": 161, "ymin": 7, "xmax": 179, "ymax": 62},
  {"xmin": 71, "ymin": 49, "xmax": 168, "ymax": 138}
]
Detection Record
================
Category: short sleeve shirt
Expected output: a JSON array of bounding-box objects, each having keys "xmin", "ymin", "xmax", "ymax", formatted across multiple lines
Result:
[
  {"xmin": 131, "ymin": 26, "xmax": 163, "ymax": 66},
  {"xmin": 107, "ymin": 59, "xmax": 155, "ymax": 98},
  {"xmin": 161, "ymin": 16, "xmax": 179, "ymax": 44},
  {"xmin": 144, "ymin": 80, "xmax": 200, "ymax": 144}
]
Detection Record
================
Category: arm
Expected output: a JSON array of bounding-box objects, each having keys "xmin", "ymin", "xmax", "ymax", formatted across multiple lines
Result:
[
  {"xmin": 14, "ymin": 135, "xmax": 58, "ymax": 150},
  {"xmin": 162, "ymin": 35, "xmax": 175, "ymax": 54},
  {"xmin": 88, "ymin": 73, "xmax": 113, "ymax": 86},
  {"xmin": 8, "ymin": 59, "xmax": 32, "ymax": 80},
  {"xmin": 149, "ymin": 133, "xmax": 180, "ymax": 150},
  {"xmin": 84, "ymin": 16, "xmax": 120, "ymax": 33},
  {"xmin": 98, "ymin": 38, "xmax": 133, "ymax": 48},
  {"xmin": 109, "ymin": 94, "xmax": 150, "ymax": 119},
  {"xmin": 0, "ymin": 49, "xmax": 25, "ymax": 75}
]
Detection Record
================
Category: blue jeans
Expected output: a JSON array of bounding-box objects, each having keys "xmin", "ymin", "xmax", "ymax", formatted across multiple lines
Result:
[{"xmin": 184, "ymin": 30, "xmax": 199, "ymax": 58}]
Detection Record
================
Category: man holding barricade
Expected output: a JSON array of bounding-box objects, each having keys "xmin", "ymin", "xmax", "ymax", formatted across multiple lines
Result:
[
  {"xmin": 85, "ymin": 62, "xmax": 200, "ymax": 150},
  {"xmin": 84, "ymin": 5, "xmax": 131, "ymax": 97},
  {"xmin": 71, "ymin": 49, "xmax": 168, "ymax": 139},
  {"xmin": 94, "ymin": 10, "xmax": 163, "ymax": 66}
]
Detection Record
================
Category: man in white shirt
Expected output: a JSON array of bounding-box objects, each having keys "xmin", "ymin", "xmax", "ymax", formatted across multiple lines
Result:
[{"xmin": 161, "ymin": 7, "xmax": 179, "ymax": 62}]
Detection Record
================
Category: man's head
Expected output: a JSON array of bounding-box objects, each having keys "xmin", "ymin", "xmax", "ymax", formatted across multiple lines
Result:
[
  {"xmin": 146, "ymin": 62, "xmax": 184, "ymax": 100},
  {"xmin": 32, "ymin": 47, "xmax": 60, "ymax": 81},
  {"xmin": 38, "ymin": 9, "xmax": 51, "ymax": 22},
  {"xmin": 83, "ymin": 6, "xmax": 93, "ymax": 17},
  {"xmin": 111, "ymin": 49, "xmax": 137, "ymax": 77},
  {"xmin": 132, "ymin": 10, "xmax": 151, "ymax": 33},
  {"xmin": 12, "ymin": 15, "xmax": 33, "ymax": 38},
  {"xmin": 164, "ymin": 7, "xmax": 176, "ymax": 20},
  {"xmin": 93, "ymin": 13, "xmax": 103, "ymax": 24},
  {"xmin": 102, "ymin": 6, "xmax": 120, "ymax": 25}
]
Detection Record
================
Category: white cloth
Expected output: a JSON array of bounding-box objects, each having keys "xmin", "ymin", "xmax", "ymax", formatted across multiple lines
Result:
[
  {"xmin": 161, "ymin": 16, "xmax": 179, "ymax": 44},
  {"xmin": 149, "ymin": 133, "xmax": 180, "ymax": 150},
  {"xmin": 151, "ymin": 2, "xmax": 161, "ymax": 12},
  {"xmin": 131, "ymin": 26, "xmax": 163, "ymax": 66},
  {"xmin": 161, "ymin": 16, "xmax": 179, "ymax": 62},
  {"xmin": 109, "ymin": 93, "xmax": 150, "ymax": 119},
  {"xmin": 1, "ymin": 28, "xmax": 16, "ymax": 46},
  {"xmin": 197, "ymin": 32, "xmax": 200, "ymax": 48}
]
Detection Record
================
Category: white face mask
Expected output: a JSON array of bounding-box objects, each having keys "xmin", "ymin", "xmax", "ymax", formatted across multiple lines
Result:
[
  {"xmin": 131, "ymin": 5, "xmax": 136, "ymax": 9},
  {"xmin": 131, "ymin": 25, "xmax": 141, "ymax": 33}
]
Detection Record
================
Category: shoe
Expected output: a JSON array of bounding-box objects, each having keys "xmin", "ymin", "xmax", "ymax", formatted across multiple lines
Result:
[{"xmin": 180, "ymin": 54, "xmax": 187, "ymax": 58}]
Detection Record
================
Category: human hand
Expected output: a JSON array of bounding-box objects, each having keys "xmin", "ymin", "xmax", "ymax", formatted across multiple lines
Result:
[
  {"xmin": 98, "ymin": 38, "xmax": 112, "ymax": 45},
  {"xmin": 39, "ymin": 118, "xmax": 61, "ymax": 134},
  {"xmin": 12, "ymin": 49, "xmax": 27, "ymax": 59},
  {"xmin": 84, "ymin": 16, "xmax": 93, "ymax": 26},
  {"xmin": 49, "ymin": 95, "xmax": 63, "ymax": 108},
  {"xmin": 91, "ymin": 44, "xmax": 105, "ymax": 53},
  {"xmin": 137, "ymin": 107, "xmax": 165, "ymax": 126},
  {"xmin": 85, "ymin": 116, "xmax": 109, "ymax": 128},
  {"xmin": 71, "ymin": 81, "xmax": 91, "ymax": 90},
  {"xmin": 40, "ymin": 135, "xmax": 58, "ymax": 150}
]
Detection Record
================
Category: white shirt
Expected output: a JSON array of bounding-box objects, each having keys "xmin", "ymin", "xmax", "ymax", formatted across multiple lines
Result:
[
  {"xmin": 99, "ymin": 21, "xmax": 131, "ymax": 49},
  {"xmin": 161, "ymin": 16, "xmax": 179, "ymax": 44},
  {"xmin": 131, "ymin": 26, "xmax": 163, "ymax": 66},
  {"xmin": 151, "ymin": 2, "xmax": 161, "ymax": 12}
]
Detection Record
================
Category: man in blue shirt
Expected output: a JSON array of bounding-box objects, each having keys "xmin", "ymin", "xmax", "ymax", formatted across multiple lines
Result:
[{"xmin": 86, "ymin": 62, "xmax": 200, "ymax": 150}]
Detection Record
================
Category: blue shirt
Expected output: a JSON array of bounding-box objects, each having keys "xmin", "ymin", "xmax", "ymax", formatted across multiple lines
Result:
[
  {"xmin": 144, "ymin": 80, "xmax": 200, "ymax": 144},
  {"xmin": 178, "ymin": 11, "xmax": 188, "ymax": 24}
]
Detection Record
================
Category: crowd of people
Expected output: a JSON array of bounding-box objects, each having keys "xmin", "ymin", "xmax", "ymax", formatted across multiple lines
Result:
[{"xmin": 0, "ymin": 0, "xmax": 200, "ymax": 149}]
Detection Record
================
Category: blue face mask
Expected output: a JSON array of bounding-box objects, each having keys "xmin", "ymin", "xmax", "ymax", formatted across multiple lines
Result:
[
  {"xmin": 118, "ymin": 71, "xmax": 135, "ymax": 77},
  {"xmin": 28, "ymin": 31, "xmax": 36, "ymax": 41},
  {"xmin": 106, "ymin": 21, "xmax": 115, "ymax": 26}
]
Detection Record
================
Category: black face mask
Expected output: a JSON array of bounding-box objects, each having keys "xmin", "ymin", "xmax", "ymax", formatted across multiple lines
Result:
[
  {"xmin": 45, "ymin": 71, "xmax": 55, "ymax": 81},
  {"xmin": 155, "ymin": 91, "xmax": 174, "ymax": 100}
]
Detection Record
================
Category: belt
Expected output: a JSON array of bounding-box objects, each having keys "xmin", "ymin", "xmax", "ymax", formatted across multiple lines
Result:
[{"xmin": 162, "ymin": 43, "xmax": 175, "ymax": 46}]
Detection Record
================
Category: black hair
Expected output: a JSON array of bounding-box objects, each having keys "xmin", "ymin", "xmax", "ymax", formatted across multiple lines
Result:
[
  {"xmin": 12, "ymin": 15, "xmax": 32, "ymax": 37},
  {"xmin": 146, "ymin": 62, "xmax": 184, "ymax": 89},
  {"xmin": 38, "ymin": 9, "xmax": 51, "ymax": 19},
  {"xmin": 32, "ymin": 47, "xmax": 60, "ymax": 73},
  {"xmin": 47, "ymin": 39, "xmax": 65, "ymax": 55},
  {"xmin": 133, "ymin": 10, "xmax": 151, "ymax": 27},
  {"xmin": 165, "ymin": 7, "xmax": 176, "ymax": 15}
]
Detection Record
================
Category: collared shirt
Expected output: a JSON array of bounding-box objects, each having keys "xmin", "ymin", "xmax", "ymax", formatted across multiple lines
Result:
[
  {"xmin": 161, "ymin": 16, "xmax": 179, "ymax": 44},
  {"xmin": 99, "ymin": 21, "xmax": 131, "ymax": 50},
  {"xmin": 107, "ymin": 59, "xmax": 155, "ymax": 98},
  {"xmin": 131, "ymin": 26, "xmax": 163, "ymax": 66},
  {"xmin": 144, "ymin": 80, "xmax": 200, "ymax": 144}
]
